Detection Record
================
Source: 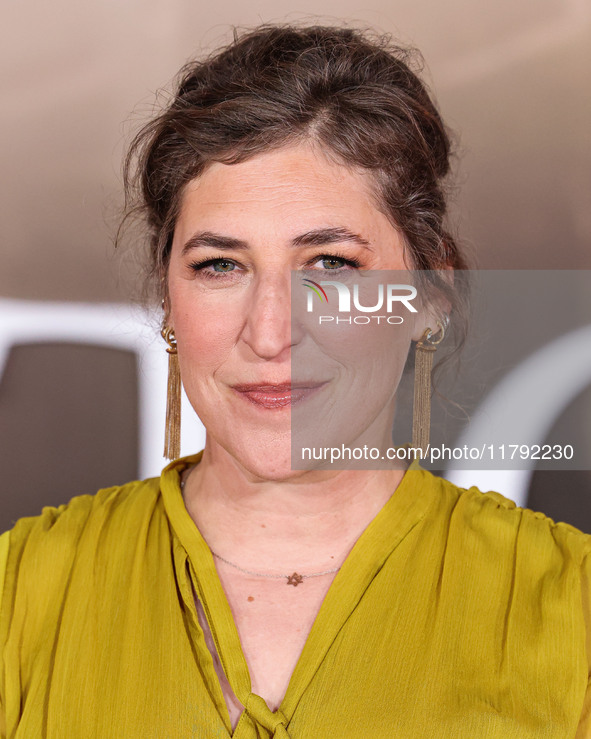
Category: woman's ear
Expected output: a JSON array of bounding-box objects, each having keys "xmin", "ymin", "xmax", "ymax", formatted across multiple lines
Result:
[
  {"xmin": 410, "ymin": 268, "xmax": 453, "ymax": 343},
  {"xmin": 161, "ymin": 274, "xmax": 171, "ymax": 324}
]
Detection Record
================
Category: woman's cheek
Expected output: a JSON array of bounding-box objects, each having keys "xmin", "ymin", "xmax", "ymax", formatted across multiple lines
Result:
[{"xmin": 176, "ymin": 317, "xmax": 235, "ymax": 366}]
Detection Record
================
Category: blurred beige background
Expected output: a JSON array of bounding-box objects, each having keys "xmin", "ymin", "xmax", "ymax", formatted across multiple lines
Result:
[{"xmin": 1, "ymin": 0, "xmax": 590, "ymax": 530}]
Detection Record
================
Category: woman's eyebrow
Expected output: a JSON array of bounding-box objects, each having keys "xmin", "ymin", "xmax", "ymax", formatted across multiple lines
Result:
[
  {"xmin": 182, "ymin": 227, "xmax": 372, "ymax": 255},
  {"xmin": 181, "ymin": 232, "xmax": 247, "ymax": 254},
  {"xmin": 292, "ymin": 227, "xmax": 372, "ymax": 249}
]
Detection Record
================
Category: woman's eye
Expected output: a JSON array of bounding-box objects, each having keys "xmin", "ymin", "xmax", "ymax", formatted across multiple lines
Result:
[
  {"xmin": 189, "ymin": 258, "xmax": 240, "ymax": 278},
  {"xmin": 320, "ymin": 257, "xmax": 345, "ymax": 270},
  {"xmin": 210, "ymin": 259, "xmax": 235, "ymax": 272},
  {"xmin": 310, "ymin": 254, "xmax": 362, "ymax": 271}
]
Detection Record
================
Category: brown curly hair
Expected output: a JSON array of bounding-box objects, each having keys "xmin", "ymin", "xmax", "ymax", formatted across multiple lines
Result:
[{"xmin": 122, "ymin": 25, "xmax": 468, "ymax": 293}]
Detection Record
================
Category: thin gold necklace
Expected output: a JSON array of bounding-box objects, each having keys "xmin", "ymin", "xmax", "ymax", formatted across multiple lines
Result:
[
  {"xmin": 210, "ymin": 550, "xmax": 341, "ymax": 586},
  {"xmin": 180, "ymin": 475, "xmax": 341, "ymax": 587}
]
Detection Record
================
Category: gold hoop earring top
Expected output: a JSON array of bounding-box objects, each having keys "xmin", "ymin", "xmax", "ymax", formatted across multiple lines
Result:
[
  {"xmin": 420, "ymin": 317, "xmax": 448, "ymax": 346},
  {"xmin": 161, "ymin": 326, "xmax": 177, "ymax": 353}
]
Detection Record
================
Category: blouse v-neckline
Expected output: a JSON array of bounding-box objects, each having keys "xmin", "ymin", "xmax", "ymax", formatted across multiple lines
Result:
[{"xmin": 159, "ymin": 453, "xmax": 434, "ymax": 735}]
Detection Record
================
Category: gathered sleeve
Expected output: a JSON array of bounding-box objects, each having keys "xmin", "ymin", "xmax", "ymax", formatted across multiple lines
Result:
[
  {"xmin": 0, "ymin": 531, "xmax": 8, "ymax": 605},
  {"xmin": 0, "ymin": 529, "xmax": 9, "ymax": 737},
  {"xmin": 577, "ymin": 550, "xmax": 591, "ymax": 738}
]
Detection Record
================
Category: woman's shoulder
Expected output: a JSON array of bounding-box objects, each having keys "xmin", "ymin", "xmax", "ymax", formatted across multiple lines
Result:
[
  {"xmin": 0, "ymin": 476, "xmax": 163, "ymax": 599},
  {"xmin": 417, "ymin": 469, "xmax": 591, "ymax": 564},
  {"xmin": 6, "ymin": 475, "xmax": 161, "ymax": 543}
]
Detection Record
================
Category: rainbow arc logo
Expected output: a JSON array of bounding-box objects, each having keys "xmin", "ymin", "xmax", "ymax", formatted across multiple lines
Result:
[{"xmin": 302, "ymin": 279, "xmax": 329, "ymax": 303}]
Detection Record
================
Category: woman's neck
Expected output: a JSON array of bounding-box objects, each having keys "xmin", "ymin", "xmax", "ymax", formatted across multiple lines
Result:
[{"xmin": 180, "ymin": 442, "xmax": 406, "ymax": 573}]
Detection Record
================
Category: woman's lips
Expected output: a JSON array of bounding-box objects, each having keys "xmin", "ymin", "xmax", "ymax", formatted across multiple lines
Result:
[{"xmin": 231, "ymin": 382, "xmax": 326, "ymax": 409}]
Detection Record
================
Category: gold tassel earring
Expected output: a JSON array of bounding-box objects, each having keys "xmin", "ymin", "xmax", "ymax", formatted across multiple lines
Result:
[
  {"xmin": 412, "ymin": 318, "xmax": 447, "ymax": 455},
  {"xmin": 161, "ymin": 326, "xmax": 181, "ymax": 460}
]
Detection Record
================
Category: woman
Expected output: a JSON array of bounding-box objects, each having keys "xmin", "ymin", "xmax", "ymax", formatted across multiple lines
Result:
[{"xmin": 1, "ymin": 25, "xmax": 590, "ymax": 738}]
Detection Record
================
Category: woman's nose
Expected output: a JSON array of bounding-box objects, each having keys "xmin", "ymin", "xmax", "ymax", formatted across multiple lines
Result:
[{"xmin": 240, "ymin": 275, "xmax": 299, "ymax": 360}]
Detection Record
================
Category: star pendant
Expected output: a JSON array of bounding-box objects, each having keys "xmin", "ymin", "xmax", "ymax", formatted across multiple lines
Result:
[{"xmin": 286, "ymin": 572, "xmax": 304, "ymax": 587}]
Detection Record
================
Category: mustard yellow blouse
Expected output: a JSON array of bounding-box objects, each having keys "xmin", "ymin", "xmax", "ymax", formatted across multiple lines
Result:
[{"xmin": 1, "ymin": 454, "xmax": 591, "ymax": 737}]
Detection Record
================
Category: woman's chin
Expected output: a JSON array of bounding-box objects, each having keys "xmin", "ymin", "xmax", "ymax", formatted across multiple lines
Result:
[
  {"xmin": 219, "ymin": 437, "xmax": 309, "ymax": 482},
  {"xmin": 238, "ymin": 450, "xmax": 301, "ymax": 482}
]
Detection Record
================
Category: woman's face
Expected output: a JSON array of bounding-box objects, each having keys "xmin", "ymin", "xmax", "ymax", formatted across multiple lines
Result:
[{"xmin": 167, "ymin": 141, "xmax": 434, "ymax": 480}]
